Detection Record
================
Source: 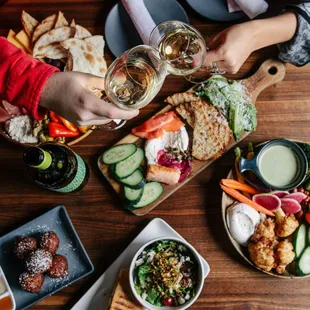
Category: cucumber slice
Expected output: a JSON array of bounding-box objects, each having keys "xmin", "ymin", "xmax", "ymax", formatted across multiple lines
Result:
[
  {"xmin": 124, "ymin": 186, "xmax": 144, "ymax": 206},
  {"xmin": 102, "ymin": 143, "xmax": 137, "ymax": 164},
  {"xmin": 132, "ymin": 182, "xmax": 163, "ymax": 209},
  {"xmin": 115, "ymin": 147, "xmax": 144, "ymax": 179},
  {"xmin": 293, "ymin": 223, "xmax": 307, "ymax": 259},
  {"xmin": 117, "ymin": 168, "xmax": 146, "ymax": 189},
  {"xmin": 297, "ymin": 246, "xmax": 310, "ymax": 276},
  {"xmin": 308, "ymin": 227, "xmax": 310, "ymax": 246}
]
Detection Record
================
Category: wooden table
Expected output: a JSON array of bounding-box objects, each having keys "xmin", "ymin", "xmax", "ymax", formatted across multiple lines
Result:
[{"xmin": 0, "ymin": 0, "xmax": 309, "ymax": 309}]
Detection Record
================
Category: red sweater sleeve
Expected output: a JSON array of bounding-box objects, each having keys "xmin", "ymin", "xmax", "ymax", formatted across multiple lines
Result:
[{"xmin": 0, "ymin": 37, "xmax": 59, "ymax": 120}]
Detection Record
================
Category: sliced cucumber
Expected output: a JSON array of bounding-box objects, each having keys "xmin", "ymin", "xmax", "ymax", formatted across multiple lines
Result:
[
  {"xmin": 102, "ymin": 143, "xmax": 137, "ymax": 164},
  {"xmin": 117, "ymin": 168, "xmax": 146, "ymax": 189},
  {"xmin": 308, "ymin": 227, "xmax": 310, "ymax": 246},
  {"xmin": 115, "ymin": 147, "xmax": 144, "ymax": 179},
  {"xmin": 297, "ymin": 246, "xmax": 310, "ymax": 276},
  {"xmin": 132, "ymin": 182, "xmax": 163, "ymax": 209},
  {"xmin": 293, "ymin": 223, "xmax": 307, "ymax": 259},
  {"xmin": 124, "ymin": 186, "xmax": 144, "ymax": 206}
]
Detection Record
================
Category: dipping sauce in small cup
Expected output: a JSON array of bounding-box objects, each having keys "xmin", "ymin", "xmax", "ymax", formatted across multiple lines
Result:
[{"xmin": 258, "ymin": 144, "xmax": 299, "ymax": 187}]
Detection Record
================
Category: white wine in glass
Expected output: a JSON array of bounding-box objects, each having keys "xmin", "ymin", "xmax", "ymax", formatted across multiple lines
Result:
[{"xmin": 101, "ymin": 45, "xmax": 167, "ymax": 130}]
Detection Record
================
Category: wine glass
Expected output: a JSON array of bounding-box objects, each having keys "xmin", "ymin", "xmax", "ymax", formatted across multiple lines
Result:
[
  {"xmin": 149, "ymin": 20, "xmax": 224, "ymax": 83},
  {"xmin": 101, "ymin": 45, "xmax": 167, "ymax": 130}
]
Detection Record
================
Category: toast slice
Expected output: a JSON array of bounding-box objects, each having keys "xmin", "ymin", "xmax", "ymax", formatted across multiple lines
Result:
[{"xmin": 109, "ymin": 268, "xmax": 144, "ymax": 310}]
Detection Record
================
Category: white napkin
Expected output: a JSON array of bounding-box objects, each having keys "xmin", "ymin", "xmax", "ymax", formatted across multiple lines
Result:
[
  {"xmin": 227, "ymin": 0, "xmax": 268, "ymax": 19},
  {"xmin": 121, "ymin": 0, "xmax": 156, "ymax": 45}
]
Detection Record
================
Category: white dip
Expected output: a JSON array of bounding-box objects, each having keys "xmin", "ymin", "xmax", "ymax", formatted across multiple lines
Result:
[
  {"xmin": 226, "ymin": 203, "xmax": 261, "ymax": 246},
  {"xmin": 6, "ymin": 115, "xmax": 38, "ymax": 144},
  {"xmin": 144, "ymin": 126, "xmax": 189, "ymax": 165}
]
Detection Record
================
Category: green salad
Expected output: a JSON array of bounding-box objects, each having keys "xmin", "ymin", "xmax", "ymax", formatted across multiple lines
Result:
[
  {"xmin": 195, "ymin": 75, "xmax": 257, "ymax": 141},
  {"xmin": 133, "ymin": 240, "xmax": 198, "ymax": 307}
]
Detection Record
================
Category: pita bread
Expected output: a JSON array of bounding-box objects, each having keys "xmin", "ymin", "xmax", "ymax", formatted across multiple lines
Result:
[
  {"xmin": 84, "ymin": 35, "xmax": 104, "ymax": 57},
  {"xmin": 74, "ymin": 24, "xmax": 92, "ymax": 39},
  {"xmin": 64, "ymin": 52, "xmax": 73, "ymax": 71},
  {"xmin": 32, "ymin": 13, "xmax": 57, "ymax": 43},
  {"xmin": 55, "ymin": 11, "xmax": 69, "ymax": 28},
  {"xmin": 109, "ymin": 269, "xmax": 144, "ymax": 310},
  {"xmin": 61, "ymin": 38, "xmax": 107, "ymax": 76},
  {"xmin": 33, "ymin": 26, "xmax": 75, "ymax": 58},
  {"xmin": 15, "ymin": 30, "xmax": 32, "ymax": 53},
  {"xmin": 21, "ymin": 11, "xmax": 39, "ymax": 39},
  {"xmin": 70, "ymin": 19, "xmax": 76, "ymax": 27}
]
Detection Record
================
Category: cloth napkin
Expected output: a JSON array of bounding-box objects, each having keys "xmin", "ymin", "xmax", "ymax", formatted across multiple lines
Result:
[
  {"xmin": 121, "ymin": 0, "xmax": 156, "ymax": 45},
  {"xmin": 227, "ymin": 0, "xmax": 268, "ymax": 19}
]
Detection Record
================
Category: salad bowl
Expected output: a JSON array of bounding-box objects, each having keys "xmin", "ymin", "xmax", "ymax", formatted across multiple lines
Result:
[{"xmin": 129, "ymin": 237, "xmax": 205, "ymax": 310}]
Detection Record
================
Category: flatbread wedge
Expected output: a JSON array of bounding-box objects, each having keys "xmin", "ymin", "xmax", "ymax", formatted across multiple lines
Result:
[
  {"xmin": 32, "ymin": 13, "xmax": 57, "ymax": 43},
  {"xmin": 70, "ymin": 19, "xmax": 76, "ymax": 27},
  {"xmin": 21, "ymin": 11, "xmax": 39, "ymax": 39},
  {"xmin": 176, "ymin": 99, "xmax": 233, "ymax": 161},
  {"xmin": 109, "ymin": 269, "xmax": 144, "ymax": 310},
  {"xmin": 55, "ymin": 11, "xmax": 69, "ymax": 28},
  {"xmin": 61, "ymin": 38, "xmax": 107, "ymax": 76},
  {"xmin": 84, "ymin": 35, "xmax": 105, "ymax": 57},
  {"xmin": 15, "ymin": 30, "xmax": 32, "ymax": 53},
  {"xmin": 33, "ymin": 26, "xmax": 75, "ymax": 59},
  {"xmin": 74, "ymin": 24, "xmax": 92, "ymax": 39}
]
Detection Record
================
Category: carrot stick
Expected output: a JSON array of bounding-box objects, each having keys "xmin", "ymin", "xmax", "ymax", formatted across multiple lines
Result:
[
  {"xmin": 221, "ymin": 179, "xmax": 260, "ymax": 195},
  {"xmin": 221, "ymin": 184, "xmax": 274, "ymax": 216},
  {"xmin": 234, "ymin": 147, "xmax": 251, "ymax": 199}
]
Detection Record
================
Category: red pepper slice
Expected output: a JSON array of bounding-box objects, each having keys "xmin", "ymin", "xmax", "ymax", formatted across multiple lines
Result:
[
  {"xmin": 49, "ymin": 111, "xmax": 61, "ymax": 123},
  {"xmin": 48, "ymin": 122, "xmax": 80, "ymax": 138},
  {"xmin": 305, "ymin": 213, "xmax": 310, "ymax": 225}
]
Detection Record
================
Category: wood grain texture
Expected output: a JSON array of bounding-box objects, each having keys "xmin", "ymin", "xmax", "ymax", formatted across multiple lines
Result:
[
  {"xmin": 98, "ymin": 59, "xmax": 285, "ymax": 216},
  {"xmin": 0, "ymin": 0, "xmax": 310, "ymax": 309}
]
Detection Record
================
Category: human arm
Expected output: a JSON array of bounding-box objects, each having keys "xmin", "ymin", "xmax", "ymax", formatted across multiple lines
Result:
[{"xmin": 204, "ymin": 12, "xmax": 298, "ymax": 74}]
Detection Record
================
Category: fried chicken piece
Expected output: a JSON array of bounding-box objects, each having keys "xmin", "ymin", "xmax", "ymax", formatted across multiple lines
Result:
[
  {"xmin": 251, "ymin": 218, "xmax": 275, "ymax": 243},
  {"xmin": 275, "ymin": 209, "xmax": 299, "ymax": 238},
  {"xmin": 248, "ymin": 238, "xmax": 276, "ymax": 272},
  {"xmin": 274, "ymin": 240, "xmax": 295, "ymax": 274}
]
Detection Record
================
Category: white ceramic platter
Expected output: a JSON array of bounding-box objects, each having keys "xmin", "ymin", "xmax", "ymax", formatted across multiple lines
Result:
[{"xmin": 71, "ymin": 218, "xmax": 210, "ymax": 310}]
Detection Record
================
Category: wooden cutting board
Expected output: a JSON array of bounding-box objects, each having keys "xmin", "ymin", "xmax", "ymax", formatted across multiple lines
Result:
[{"xmin": 98, "ymin": 59, "xmax": 286, "ymax": 216}]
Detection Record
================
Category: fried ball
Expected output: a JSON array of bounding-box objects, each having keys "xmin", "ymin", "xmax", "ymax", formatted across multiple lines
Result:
[
  {"xmin": 248, "ymin": 239, "xmax": 276, "ymax": 272},
  {"xmin": 275, "ymin": 212, "xmax": 299, "ymax": 238},
  {"xmin": 14, "ymin": 236, "xmax": 37, "ymax": 260},
  {"xmin": 47, "ymin": 255, "xmax": 69, "ymax": 278},
  {"xmin": 274, "ymin": 240, "xmax": 295, "ymax": 274},
  {"xmin": 25, "ymin": 249, "xmax": 53, "ymax": 274},
  {"xmin": 39, "ymin": 232, "xmax": 60, "ymax": 254},
  {"xmin": 19, "ymin": 272, "xmax": 44, "ymax": 293},
  {"xmin": 251, "ymin": 218, "xmax": 275, "ymax": 243}
]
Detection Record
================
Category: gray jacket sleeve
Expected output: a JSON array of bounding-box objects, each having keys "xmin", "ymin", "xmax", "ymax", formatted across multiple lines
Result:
[{"xmin": 278, "ymin": 2, "xmax": 310, "ymax": 66}]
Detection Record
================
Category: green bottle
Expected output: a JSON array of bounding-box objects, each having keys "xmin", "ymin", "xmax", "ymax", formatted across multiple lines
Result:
[{"xmin": 23, "ymin": 142, "xmax": 89, "ymax": 193}]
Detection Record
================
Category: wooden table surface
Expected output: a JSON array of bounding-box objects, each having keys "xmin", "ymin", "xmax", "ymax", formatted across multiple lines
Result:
[{"xmin": 0, "ymin": 0, "xmax": 309, "ymax": 309}]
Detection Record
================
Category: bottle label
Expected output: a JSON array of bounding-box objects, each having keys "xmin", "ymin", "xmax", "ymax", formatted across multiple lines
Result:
[{"xmin": 54, "ymin": 153, "xmax": 86, "ymax": 193}]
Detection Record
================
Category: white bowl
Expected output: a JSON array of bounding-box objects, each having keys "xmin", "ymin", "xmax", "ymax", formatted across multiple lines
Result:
[
  {"xmin": 129, "ymin": 237, "xmax": 204, "ymax": 310},
  {"xmin": 0, "ymin": 266, "xmax": 16, "ymax": 310}
]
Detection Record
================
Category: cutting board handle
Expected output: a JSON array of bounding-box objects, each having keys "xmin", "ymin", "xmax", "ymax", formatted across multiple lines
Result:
[{"xmin": 242, "ymin": 59, "xmax": 286, "ymax": 102}]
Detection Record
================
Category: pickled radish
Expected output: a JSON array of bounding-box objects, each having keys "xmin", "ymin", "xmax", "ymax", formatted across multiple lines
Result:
[
  {"xmin": 269, "ymin": 191, "xmax": 289, "ymax": 198},
  {"xmin": 281, "ymin": 198, "xmax": 302, "ymax": 214},
  {"xmin": 283, "ymin": 192, "xmax": 307, "ymax": 204},
  {"xmin": 252, "ymin": 194, "xmax": 281, "ymax": 212}
]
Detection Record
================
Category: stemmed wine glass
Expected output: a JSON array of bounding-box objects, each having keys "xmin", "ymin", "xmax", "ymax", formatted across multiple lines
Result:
[
  {"xmin": 149, "ymin": 20, "xmax": 225, "ymax": 83},
  {"xmin": 101, "ymin": 45, "xmax": 167, "ymax": 130}
]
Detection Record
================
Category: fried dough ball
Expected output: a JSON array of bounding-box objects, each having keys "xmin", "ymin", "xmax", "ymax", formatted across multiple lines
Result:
[
  {"xmin": 14, "ymin": 236, "xmax": 37, "ymax": 260},
  {"xmin": 275, "ymin": 210, "xmax": 299, "ymax": 238},
  {"xmin": 274, "ymin": 240, "xmax": 295, "ymax": 274},
  {"xmin": 47, "ymin": 255, "xmax": 69, "ymax": 278},
  {"xmin": 251, "ymin": 218, "xmax": 275, "ymax": 243},
  {"xmin": 248, "ymin": 238, "xmax": 276, "ymax": 272},
  {"xmin": 19, "ymin": 272, "xmax": 44, "ymax": 293},
  {"xmin": 39, "ymin": 232, "xmax": 59, "ymax": 254},
  {"xmin": 25, "ymin": 249, "xmax": 53, "ymax": 274}
]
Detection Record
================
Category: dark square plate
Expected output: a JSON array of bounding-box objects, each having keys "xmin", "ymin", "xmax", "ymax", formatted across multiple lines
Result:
[{"xmin": 0, "ymin": 205, "xmax": 94, "ymax": 310}]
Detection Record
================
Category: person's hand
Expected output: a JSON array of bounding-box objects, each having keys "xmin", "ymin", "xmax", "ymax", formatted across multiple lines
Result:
[
  {"xmin": 39, "ymin": 71, "xmax": 139, "ymax": 126},
  {"xmin": 204, "ymin": 22, "xmax": 257, "ymax": 74}
]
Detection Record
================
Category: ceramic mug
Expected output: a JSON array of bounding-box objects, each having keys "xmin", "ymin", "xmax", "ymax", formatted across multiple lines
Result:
[{"xmin": 239, "ymin": 139, "xmax": 308, "ymax": 191}]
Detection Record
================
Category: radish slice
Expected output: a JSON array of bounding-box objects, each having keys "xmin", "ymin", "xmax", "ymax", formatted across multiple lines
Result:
[
  {"xmin": 281, "ymin": 198, "xmax": 302, "ymax": 214},
  {"xmin": 269, "ymin": 191, "xmax": 289, "ymax": 198},
  {"xmin": 252, "ymin": 194, "xmax": 281, "ymax": 212},
  {"xmin": 283, "ymin": 192, "xmax": 307, "ymax": 204}
]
